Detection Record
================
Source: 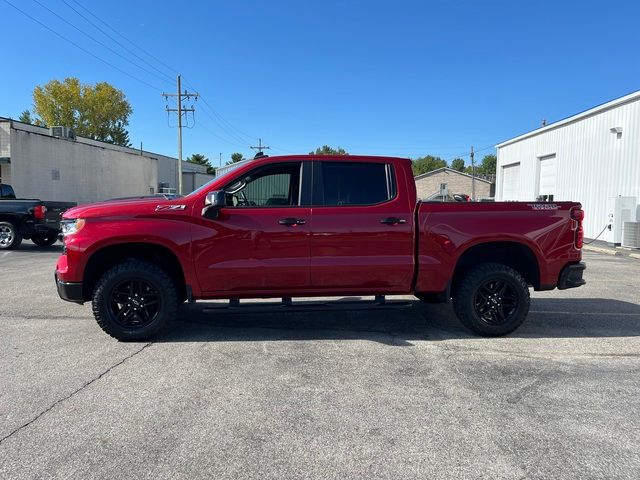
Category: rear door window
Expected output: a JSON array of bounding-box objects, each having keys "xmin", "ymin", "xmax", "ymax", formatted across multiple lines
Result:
[{"xmin": 319, "ymin": 162, "xmax": 395, "ymax": 206}]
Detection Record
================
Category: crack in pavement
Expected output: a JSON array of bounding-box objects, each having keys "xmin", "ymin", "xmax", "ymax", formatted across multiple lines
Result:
[{"xmin": 0, "ymin": 342, "xmax": 152, "ymax": 446}]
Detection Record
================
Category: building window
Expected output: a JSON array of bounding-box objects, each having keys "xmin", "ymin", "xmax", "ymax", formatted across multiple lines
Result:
[{"xmin": 51, "ymin": 169, "xmax": 60, "ymax": 181}]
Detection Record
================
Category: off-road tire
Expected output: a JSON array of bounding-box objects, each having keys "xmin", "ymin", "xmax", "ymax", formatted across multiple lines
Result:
[
  {"xmin": 0, "ymin": 221, "xmax": 22, "ymax": 250},
  {"xmin": 452, "ymin": 262, "xmax": 530, "ymax": 336},
  {"xmin": 92, "ymin": 260, "xmax": 178, "ymax": 341},
  {"xmin": 31, "ymin": 234, "xmax": 58, "ymax": 247}
]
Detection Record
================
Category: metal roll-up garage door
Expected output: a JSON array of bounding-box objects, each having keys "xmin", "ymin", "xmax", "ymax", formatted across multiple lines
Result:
[{"xmin": 501, "ymin": 163, "xmax": 520, "ymax": 200}]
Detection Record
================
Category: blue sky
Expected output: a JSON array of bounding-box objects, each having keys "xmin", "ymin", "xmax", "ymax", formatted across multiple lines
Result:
[{"xmin": 1, "ymin": 0, "xmax": 639, "ymax": 166}]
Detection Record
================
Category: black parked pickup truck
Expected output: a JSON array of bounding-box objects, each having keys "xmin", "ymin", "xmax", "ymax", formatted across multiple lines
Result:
[{"xmin": 0, "ymin": 184, "xmax": 76, "ymax": 249}]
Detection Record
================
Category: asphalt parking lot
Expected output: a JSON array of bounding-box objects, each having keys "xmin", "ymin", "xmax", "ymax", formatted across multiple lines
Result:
[{"xmin": 1, "ymin": 246, "xmax": 639, "ymax": 479}]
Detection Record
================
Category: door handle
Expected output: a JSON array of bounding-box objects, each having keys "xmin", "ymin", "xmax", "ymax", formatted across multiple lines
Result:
[
  {"xmin": 279, "ymin": 217, "xmax": 306, "ymax": 226},
  {"xmin": 380, "ymin": 217, "xmax": 406, "ymax": 225}
]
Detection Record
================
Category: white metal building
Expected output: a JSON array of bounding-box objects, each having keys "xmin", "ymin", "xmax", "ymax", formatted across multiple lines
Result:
[
  {"xmin": 0, "ymin": 118, "xmax": 214, "ymax": 204},
  {"xmin": 495, "ymin": 91, "xmax": 640, "ymax": 243}
]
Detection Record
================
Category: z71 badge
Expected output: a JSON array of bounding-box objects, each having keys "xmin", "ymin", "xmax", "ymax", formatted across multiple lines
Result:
[{"xmin": 155, "ymin": 205, "xmax": 187, "ymax": 211}]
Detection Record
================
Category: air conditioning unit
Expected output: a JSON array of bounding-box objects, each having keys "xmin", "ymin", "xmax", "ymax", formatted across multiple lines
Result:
[
  {"xmin": 50, "ymin": 126, "xmax": 75, "ymax": 140},
  {"xmin": 603, "ymin": 196, "xmax": 637, "ymax": 246},
  {"xmin": 158, "ymin": 182, "xmax": 176, "ymax": 194},
  {"xmin": 622, "ymin": 222, "xmax": 640, "ymax": 249}
]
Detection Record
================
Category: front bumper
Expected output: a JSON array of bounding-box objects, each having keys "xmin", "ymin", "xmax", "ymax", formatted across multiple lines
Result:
[
  {"xmin": 557, "ymin": 262, "xmax": 586, "ymax": 290},
  {"xmin": 55, "ymin": 273, "xmax": 84, "ymax": 304}
]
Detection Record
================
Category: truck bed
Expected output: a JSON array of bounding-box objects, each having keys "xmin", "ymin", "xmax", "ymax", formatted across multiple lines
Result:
[{"xmin": 415, "ymin": 201, "xmax": 582, "ymax": 294}]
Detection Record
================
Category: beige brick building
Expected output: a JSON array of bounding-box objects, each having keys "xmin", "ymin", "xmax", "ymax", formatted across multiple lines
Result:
[{"xmin": 415, "ymin": 167, "xmax": 493, "ymax": 200}]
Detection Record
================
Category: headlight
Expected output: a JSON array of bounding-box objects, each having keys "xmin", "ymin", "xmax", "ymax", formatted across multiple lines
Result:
[{"xmin": 60, "ymin": 218, "xmax": 85, "ymax": 236}]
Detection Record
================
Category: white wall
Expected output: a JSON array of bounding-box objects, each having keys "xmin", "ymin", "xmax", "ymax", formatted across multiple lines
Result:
[
  {"xmin": 9, "ymin": 127, "xmax": 157, "ymax": 204},
  {"xmin": 184, "ymin": 172, "xmax": 215, "ymax": 192},
  {"xmin": 1, "ymin": 119, "xmax": 211, "ymax": 203},
  {"xmin": 496, "ymin": 94, "xmax": 640, "ymax": 239}
]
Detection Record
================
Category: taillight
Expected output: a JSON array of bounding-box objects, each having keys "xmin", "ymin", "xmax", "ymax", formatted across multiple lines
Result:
[
  {"xmin": 570, "ymin": 208, "xmax": 584, "ymax": 222},
  {"xmin": 33, "ymin": 205, "xmax": 47, "ymax": 220},
  {"xmin": 571, "ymin": 207, "xmax": 584, "ymax": 249}
]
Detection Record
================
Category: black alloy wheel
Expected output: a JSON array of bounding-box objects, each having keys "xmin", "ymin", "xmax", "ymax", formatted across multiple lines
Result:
[
  {"xmin": 92, "ymin": 260, "xmax": 179, "ymax": 340},
  {"xmin": 109, "ymin": 279, "xmax": 161, "ymax": 328},
  {"xmin": 453, "ymin": 262, "xmax": 530, "ymax": 336},
  {"xmin": 473, "ymin": 278, "xmax": 519, "ymax": 326}
]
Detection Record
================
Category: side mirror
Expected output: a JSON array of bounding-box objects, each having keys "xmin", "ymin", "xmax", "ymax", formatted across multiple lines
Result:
[{"xmin": 203, "ymin": 190, "xmax": 225, "ymax": 218}]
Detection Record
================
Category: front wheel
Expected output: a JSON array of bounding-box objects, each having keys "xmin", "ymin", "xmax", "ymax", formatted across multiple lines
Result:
[
  {"xmin": 452, "ymin": 262, "xmax": 530, "ymax": 336},
  {"xmin": 31, "ymin": 234, "xmax": 58, "ymax": 247},
  {"xmin": 92, "ymin": 260, "xmax": 179, "ymax": 341}
]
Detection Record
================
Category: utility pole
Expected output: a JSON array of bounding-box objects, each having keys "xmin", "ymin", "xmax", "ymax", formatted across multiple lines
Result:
[
  {"xmin": 162, "ymin": 74, "xmax": 198, "ymax": 195},
  {"xmin": 470, "ymin": 145, "xmax": 476, "ymax": 201},
  {"xmin": 219, "ymin": 152, "xmax": 222, "ymax": 167},
  {"xmin": 250, "ymin": 138, "xmax": 270, "ymax": 156}
]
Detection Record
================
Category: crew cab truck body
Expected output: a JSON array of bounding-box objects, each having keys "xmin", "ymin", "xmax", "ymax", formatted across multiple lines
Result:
[
  {"xmin": 55, "ymin": 155, "xmax": 585, "ymax": 340},
  {"xmin": 0, "ymin": 183, "xmax": 76, "ymax": 249}
]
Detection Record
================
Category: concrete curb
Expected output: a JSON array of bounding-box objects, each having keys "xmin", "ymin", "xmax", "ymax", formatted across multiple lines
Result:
[
  {"xmin": 630, "ymin": 253, "xmax": 640, "ymax": 260},
  {"xmin": 583, "ymin": 244, "xmax": 619, "ymax": 256}
]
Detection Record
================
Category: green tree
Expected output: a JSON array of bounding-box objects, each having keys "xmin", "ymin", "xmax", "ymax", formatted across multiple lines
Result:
[
  {"xmin": 187, "ymin": 153, "xmax": 216, "ymax": 175},
  {"xmin": 463, "ymin": 154, "xmax": 497, "ymax": 176},
  {"xmin": 450, "ymin": 158, "xmax": 465, "ymax": 172},
  {"xmin": 412, "ymin": 155, "xmax": 447, "ymax": 176},
  {"xmin": 18, "ymin": 110, "xmax": 35, "ymax": 124},
  {"xmin": 25, "ymin": 77, "xmax": 133, "ymax": 147},
  {"xmin": 227, "ymin": 152, "xmax": 245, "ymax": 165},
  {"xmin": 309, "ymin": 145, "xmax": 348, "ymax": 155},
  {"xmin": 478, "ymin": 154, "xmax": 496, "ymax": 175}
]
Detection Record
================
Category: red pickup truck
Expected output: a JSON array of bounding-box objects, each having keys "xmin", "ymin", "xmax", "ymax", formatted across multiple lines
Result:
[{"xmin": 55, "ymin": 155, "xmax": 585, "ymax": 340}]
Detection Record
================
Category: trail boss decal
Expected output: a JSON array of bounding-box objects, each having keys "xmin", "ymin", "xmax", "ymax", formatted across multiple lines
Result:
[
  {"xmin": 155, "ymin": 205, "xmax": 187, "ymax": 211},
  {"xmin": 527, "ymin": 203, "xmax": 559, "ymax": 210}
]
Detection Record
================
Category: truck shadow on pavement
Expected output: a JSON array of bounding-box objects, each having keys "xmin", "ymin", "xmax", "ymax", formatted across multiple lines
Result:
[
  {"xmin": 8, "ymin": 243, "xmax": 64, "ymax": 254},
  {"xmin": 159, "ymin": 297, "xmax": 640, "ymax": 345}
]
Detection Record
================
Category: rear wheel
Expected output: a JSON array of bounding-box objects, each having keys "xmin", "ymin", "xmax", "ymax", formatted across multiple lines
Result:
[
  {"xmin": 0, "ymin": 221, "xmax": 22, "ymax": 250},
  {"xmin": 452, "ymin": 262, "xmax": 530, "ymax": 336},
  {"xmin": 31, "ymin": 234, "xmax": 58, "ymax": 247},
  {"xmin": 92, "ymin": 260, "xmax": 178, "ymax": 341}
]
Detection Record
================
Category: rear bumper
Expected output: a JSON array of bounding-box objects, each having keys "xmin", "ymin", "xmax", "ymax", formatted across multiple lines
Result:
[
  {"xmin": 557, "ymin": 262, "xmax": 586, "ymax": 290},
  {"xmin": 55, "ymin": 273, "xmax": 84, "ymax": 304},
  {"xmin": 22, "ymin": 220, "xmax": 58, "ymax": 237}
]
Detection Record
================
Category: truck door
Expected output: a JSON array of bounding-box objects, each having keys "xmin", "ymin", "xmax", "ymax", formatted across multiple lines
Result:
[
  {"xmin": 193, "ymin": 161, "xmax": 312, "ymax": 294},
  {"xmin": 309, "ymin": 160, "xmax": 415, "ymax": 292}
]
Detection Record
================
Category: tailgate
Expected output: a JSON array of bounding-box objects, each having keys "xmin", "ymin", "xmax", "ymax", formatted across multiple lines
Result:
[{"xmin": 44, "ymin": 202, "xmax": 76, "ymax": 228}]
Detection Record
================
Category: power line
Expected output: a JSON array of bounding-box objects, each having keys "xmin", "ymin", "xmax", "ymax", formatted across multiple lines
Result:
[
  {"xmin": 66, "ymin": 0, "xmax": 178, "ymax": 78},
  {"xmin": 194, "ymin": 97, "xmax": 254, "ymax": 146},
  {"xmin": 196, "ymin": 121, "xmax": 250, "ymax": 148},
  {"xmin": 192, "ymin": 89, "xmax": 256, "ymax": 143},
  {"xmin": 2, "ymin": 0, "xmax": 163, "ymax": 90},
  {"xmin": 30, "ymin": 0, "xmax": 172, "ymax": 87},
  {"xmin": 39, "ymin": 1, "xmax": 253, "ymax": 149},
  {"xmin": 42, "ymin": 3, "xmax": 258, "ymax": 147},
  {"xmin": 181, "ymin": 77, "xmax": 259, "ymax": 146},
  {"xmin": 60, "ymin": 0, "xmax": 175, "ymax": 83}
]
